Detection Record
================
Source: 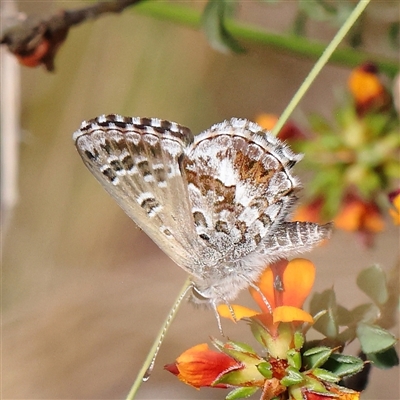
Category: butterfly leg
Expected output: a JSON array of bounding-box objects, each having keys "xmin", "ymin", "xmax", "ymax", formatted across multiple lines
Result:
[{"xmin": 241, "ymin": 275, "xmax": 273, "ymax": 314}]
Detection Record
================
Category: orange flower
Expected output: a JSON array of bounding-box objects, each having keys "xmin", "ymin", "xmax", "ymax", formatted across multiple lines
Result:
[
  {"xmin": 219, "ymin": 259, "xmax": 315, "ymax": 326},
  {"xmin": 335, "ymin": 195, "xmax": 384, "ymax": 233},
  {"xmin": 167, "ymin": 262, "xmax": 364, "ymax": 398},
  {"xmin": 348, "ymin": 63, "xmax": 389, "ymax": 115},
  {"xmin": 255, "ymin": 113, "xmax": 306, "ymax": 141},
  {"xmin": 388, "ymin": 190, "xmax": 400, "ymax": 225},
  {"xmin": 164, "ymin": 343, "xmax": 242, "ymax": 388}
]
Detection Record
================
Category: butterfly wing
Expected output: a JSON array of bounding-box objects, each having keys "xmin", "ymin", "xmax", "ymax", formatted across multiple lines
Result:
[
  {"xmin": 73, "ymin": 114, "xmax": 202, "ymax": 273},
  {"xmin": 181, "ymin": 118, "xmax": 331, "ymax": 302},
  {"xmin": 182, "ymin": 118, "xmax": 303, "ymax": 264}
]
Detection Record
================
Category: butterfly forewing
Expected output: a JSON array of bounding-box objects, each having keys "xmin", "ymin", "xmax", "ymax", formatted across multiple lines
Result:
[{"xmin": 74, "ymin": 115, "xmax": 202, "ymax": 274}]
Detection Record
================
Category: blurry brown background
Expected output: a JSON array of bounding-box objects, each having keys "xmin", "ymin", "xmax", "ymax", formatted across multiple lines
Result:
[{"xmin": 2, "ymin": 1, "xmax": 399, "ymax": 399}]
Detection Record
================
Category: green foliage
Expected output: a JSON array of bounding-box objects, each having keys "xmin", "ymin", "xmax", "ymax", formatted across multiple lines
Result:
[
  {"xmin": 299, "ymin": 89, "xmax": 400, "ymax": 218},
  {"xmin": 202, "ymin": 0, "xmax": 244, "ymax": 53},
  {"xmin": 322, "ymin": 353, "xmax": 365, "ymax": 377},
  {"xmin": 357, "ymin": 265, "xmax": 389, "ymax": 305},
  {"xmin": 356, "ymin": 322, "xmax": 397, "ymax": 354},
  {"xmin": 310, "ymin": 289, "xmax": 339, "ymax": 338},
  {"xmin": 309, "ymin": 266, "xmax": 398, "ymax": 370},
  {"xmin": 303, "ymin": 346, "xmax": 334, "ymax": 369},
  {"xmin": 281, "ymin": 366, "xmax": 304, "ymax": 386},
  {"xmin": 312, "ymin": 367, "xmax": 341, "ymax": 382},
  {"xmin": 226, "ymin": 386, "xmax": 259, "ymax": 400},
  {"xmin": 256, "ymin": 361, "xmax": 273, "ymax": 378},
  {"xmin": 367, "ymin": 347, "xmax": 399, "ymax": 369}
]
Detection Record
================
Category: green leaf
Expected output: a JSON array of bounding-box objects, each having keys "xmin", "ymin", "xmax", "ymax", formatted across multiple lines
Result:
[
  {"xmin": 337, "ymin": 326, "xmax": 356, "ymax": 343},
  {"xmin": 226, "ymin": 386, "xmax": 259, "ymax": 400},
  {"xmin": 312, "ymin": 367, "xmax": 341, "ymax": 382},
  {"xmin": 336, "ymin": 304, "xmax": 353, "ymax": 325},
  {"xmin": 349, "ymin": 303, "xmax": 380, "ymax": 324},
  {"xmin": 202, "ymin": 0, "xmax": 244, "ymax": 53},
  {"xmin": 367, "ymin": 346, "xmax": 399, "ymax": 369},
  {"xmin": 226, "ymin": 340, "xmax": 257, "ymax": 354},
  {"xmin": 281, "ymin": 367, "xmax": 304, "ymax": 386},
  {"xmin": 323, "ymin": 353, "xmax": 364, "ymax": 377},
  {"xmin": 257, "ymin": 361, "xmax": 272, "ymax": 379},
  {"xmin": 310, "ymin": 289, "xmax": 339, "ymax": 338},
  {"xmin": 294, "ymin": 331, "xmax": 305, "ymax": 350},
  {"xmin": 250, "ymin": 319, "xmax": 273, "ymax": 349},
  {"xmin": 287, "ymin": 349, "xmax": 302, "ymax": 370},
  {"xmin": 357, "ymin": 265, "xmax": 389, "ymax": 305},
  {"xmin": 303, "ymin": 346, "xmax": 333, "ymax": 369},
  {"xmin": 213, "ymin": 338, "xmax": 255, "ymax": 354},
  {"xmin": 357, "ymin": 322, "xmax": 397, "ymax": 354},
  {"xmin": 217, "ymin": 367, "xmax": 264, "ymax": 386}
]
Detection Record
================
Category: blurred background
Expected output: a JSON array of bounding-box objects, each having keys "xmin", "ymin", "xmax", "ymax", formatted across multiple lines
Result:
[{"xmin": 2, "ymin": 1, "xmax": 399, "ymax": 399}]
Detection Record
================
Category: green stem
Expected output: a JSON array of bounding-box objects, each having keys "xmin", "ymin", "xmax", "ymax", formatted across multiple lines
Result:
[
  {"xmin": 125, "ymin": 277, "xmax": 192, "ymax": 400},
  {"xmin": 133, "ymin": 1, "xmax": 398, "ymax": 78},
  {"xmin": 273, "ymin": 0, "xmax": 371, "ymax": 136}
]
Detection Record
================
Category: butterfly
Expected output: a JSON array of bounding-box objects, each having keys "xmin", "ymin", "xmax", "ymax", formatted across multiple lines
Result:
[{"xmin": 73, "ymin": 115, "xmax": 332, "ymax": 312}]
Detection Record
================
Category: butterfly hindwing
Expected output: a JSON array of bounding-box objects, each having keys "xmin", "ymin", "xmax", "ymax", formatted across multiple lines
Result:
[{"xmin": 182, "ymin": 118, "xmax": 302, "ymax": 263}]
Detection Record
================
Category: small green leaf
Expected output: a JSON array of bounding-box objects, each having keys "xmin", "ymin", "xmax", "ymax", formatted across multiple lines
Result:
[
  {"xmin": 281, "ymin": 367, "xmax": 304, "ymax": 386},
  {"xmin": 202, "ymin": 0, "xmax": 243, "ymax": 53},
  {"xmin": 303, "ymin": 346, "xmax": 333, "ymax": 369},
  {"xmin": 310, "ymin": 289, "xmax": 339, "ymax": 338},
  {"xmin": 312, "ymin": 367, "xmax": 341, "ymax": 382},
  {"xmin": 337, "ymin": 326, "xmax": 356, "ymax": 343},
  {"xmin": 367, "ymin": 346, "xmax": 399, "ymax": 369},
  {"xmin": 323, "ymin": 353, "xmax": 364, "ymax": 377},
  {"xmin": 226, "ymin": 386, "xmax": 259, "ymax": 400},
  {"xmin": 287, "ymin": 349, "xmax": 302, "ymax": 370},
  {"xmin": 225, "ymin": 340, "xmax": 256, "ymax": 354},
  {"xmin": 357, "ymin": 322, "xmax": 397, "ymax": 354},
  {"xmin": 212, "ymin": 338, "xmax": 260, "ymax": 364},
  {"xmin": 336, "ymin": 305, "xmax": 353, "ymax": 325},
  {"xmin": 357, "ymin": 265, "xmax": 388, "ymax": 305},
  {"xmin": 350, "ymin": 303, "xmax": 380, "ymax": 324},
  {"xmin": 257, "ymin": 361, "xmax": 272, "ymax": 378},
  {"xmin": 302, "ymin": 375, "xmax": 329, "ymax": 393},
  {"xmin": 250, "ymin": 319, "xmax": 271, "ymax": 348},
  {"xmin": 294, "ymin": 331, "xmax": 305, "ymax": 350}
]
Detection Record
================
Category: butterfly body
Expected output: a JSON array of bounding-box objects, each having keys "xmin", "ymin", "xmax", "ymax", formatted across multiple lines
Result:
[{"xmin": 74, "ymin": 115, "xmax": 332, "ymax": 306}]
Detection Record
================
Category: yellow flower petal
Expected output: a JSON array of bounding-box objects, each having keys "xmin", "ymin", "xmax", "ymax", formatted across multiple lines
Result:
[
  {"xmin": 218, "ymin": 304, "xmax": 259, "ymax": 321},
  {"xmin": 273, "ymin": 306, "xmax": 314, "ymax": 324}
]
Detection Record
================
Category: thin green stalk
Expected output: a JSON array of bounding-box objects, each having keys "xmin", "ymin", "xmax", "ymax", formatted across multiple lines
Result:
[
  {"xmin": 134, "ymin": 1, "xmax": 398, "ymax": 77},
  {"xmin": 272, "ymin": 0, "xmax": 371, "ymax": 136},
  {"xmin": 125, "ymin": 277, "xmax": 192, "ymax": 400}
]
